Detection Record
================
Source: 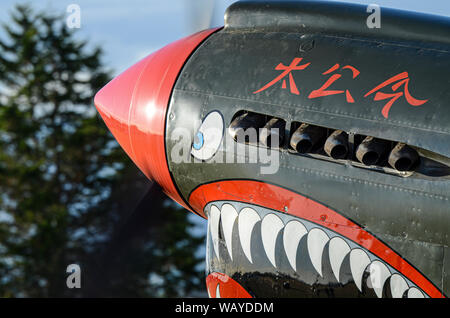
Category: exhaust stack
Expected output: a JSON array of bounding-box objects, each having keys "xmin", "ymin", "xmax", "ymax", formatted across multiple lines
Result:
[
  {"xmin": 259, "ymin": 118, "xmax": 285, "ymax": 148},
  {"xmin": 229, "ymin": 112, "xmax": 267, "ymax": 143},
  {"xmin": 356, "ymin": 136, "xmax": 389, "ymax": 166},
  {"xmin": 290, "ymin": 123, "xmax": 326, "ymax": 153},
  {"xmin": 388, "ymin": 143, "xmax": 419, "ymax": 171},
  {"xmin": 324, "ymin": 130, "xmax": 349, "ymax": 159}
]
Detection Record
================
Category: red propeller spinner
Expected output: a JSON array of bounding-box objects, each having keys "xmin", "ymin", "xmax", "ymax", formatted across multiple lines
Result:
[{"xmin": 94, "ymin": 28, "xmax": 219, "ymax": 211}]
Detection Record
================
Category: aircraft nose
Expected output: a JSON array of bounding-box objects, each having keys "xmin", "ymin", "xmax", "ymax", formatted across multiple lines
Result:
[{"xmin": 94, "ymin": 28, "xmax": 219, "ymax": 210}]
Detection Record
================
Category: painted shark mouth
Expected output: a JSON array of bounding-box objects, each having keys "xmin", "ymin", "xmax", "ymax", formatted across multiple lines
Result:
[
  {"xmin": 204, "ymin": 200, "xmax": 425, "ymax": 298},
  {"xmin": 189, "ymin": 180, "xmax": 443, "ymax": 298}
]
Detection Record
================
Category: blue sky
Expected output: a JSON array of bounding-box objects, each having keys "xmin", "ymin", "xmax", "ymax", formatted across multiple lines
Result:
[{"xmin": 0, "ymin": 0, "xmax": 449, "ymax": 76}]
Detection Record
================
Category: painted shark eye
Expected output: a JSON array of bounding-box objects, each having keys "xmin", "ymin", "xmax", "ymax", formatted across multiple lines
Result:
[
  {"xmin": 191, "ymin": 111, "xmax": 224, "ymax": 161},
  {"xmin": 193, "ymin": 131, "xmax": 204, "ymax": 150}
]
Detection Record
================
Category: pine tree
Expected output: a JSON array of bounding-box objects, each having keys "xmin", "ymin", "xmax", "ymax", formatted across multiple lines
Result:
[{"xmin": 0, "ymin": 4, "xmax": 205, "ymax": 297}]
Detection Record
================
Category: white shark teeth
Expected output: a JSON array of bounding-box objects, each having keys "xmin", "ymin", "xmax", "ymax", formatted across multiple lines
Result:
[
  {"xmin": 221, "ymin": 204, "xmax": 238, "ymax": 260},
  {"xmin": 328, "ymin": 236, "xmax": 351, "ymax": 282},
  {"xmin": 216, "ymin": 283, "xmax": 221, "ymax": 298},
  {"xmin": 207, "ymin": 203, "xmax": 426, "ymax": 298},
  {"xmin": 369, "ymin": 260, "xmax": 391, "ymax": 298},
  {"xmin": 307, "ymin": 228, "xmax": 329, "ymax": 277},
  {"xmin": 390, "ymin": 273, "xmax": 409, "ymax": 298},
  {"xmin": 238, "ymin": 207, "xmax": 261, "ymax": 264},
  {"xmin": 407, "ymin": 287, "xmax": 424, "ymax": 298},
  {"xmin": 283, "ymin": 220, "xmax": 308, "ymax": 271},
  {"xmin": 261, "ymin": 213, "xmax": 284, "ymax": 267},
  {"xmin": 350, "ymin": 249, "xmax": 371, "ymax": 292},
  {"xmin": 209, "ymin": 205, "xmax": 221, "ymax": 259},
  {"xmin": 207, "ymin": 285, "xmax": 211, "ymax": 298}
]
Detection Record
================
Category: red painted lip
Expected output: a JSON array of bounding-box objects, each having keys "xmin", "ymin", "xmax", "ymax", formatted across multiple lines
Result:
[
  {"xmin": 190, "ymin": 180, "xmax": 444, "ymax": 298},
  {"xmin": 206, "ymin": 272, "xmax": 252, "ymax": 298},
  {"xmin": 94, "ymin": 28, "xmax": 219, "ymax": 212}
]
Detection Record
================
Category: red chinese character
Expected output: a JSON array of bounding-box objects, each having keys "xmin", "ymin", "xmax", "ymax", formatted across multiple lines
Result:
[
  {"xmin": 308, "ymin": 64, "xmax": 360, "ymax": 103},
  {"xmin": 364, "ymin": 72, "xmax": 428, "ymax": 118},
  {"xmin": 253, "ymin": 57, "xmax": 310, "ymax": 95}
]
